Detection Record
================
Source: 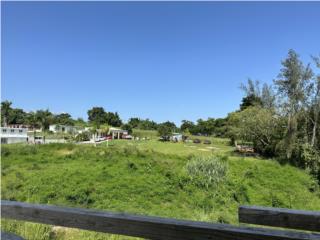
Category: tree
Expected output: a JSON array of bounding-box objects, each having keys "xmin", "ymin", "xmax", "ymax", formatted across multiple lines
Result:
[
  {"xmin": 1, "ymin": 101, "xmax": 12, "ymax": 126},
  {"xmin": 240, "ymin": 78, "xmax": 261, "ymax": 97},
  {"xmin": 261, "ymin": 83, "xmax": 276, "ymax": 109},
  {"xmin": 74, "ymin": 117, "xmax": 87, "ymax": 127},
  {"xmin": 310, "ymin": 55, "xmax": 320, "ymax": 147},
  {"xmin": 180, "ymin": 120, "xmax": 195, "ymax": 133},
  {"xmin": 106, "ymin": 112, "xmax": 122, "ymax": 127},
  {"xmin": 274, "ymin": 49, "xmax": 313, "ymax": 159},
  {"xmin": 121, "ymin": 123, "xmax": 133, "ymax": 134},
  {"xmin": 239, "ymin": 79, "xmax": 263, "ymax": 110},
  {"xmin": 128, "ymin": 118, "xmax": 141, "ymax": 128},
  {"xmin": 139, "ymin": 119, "xmax": 158, "ymax": 130},
  {"xmin": 195, "ymin": 118, "xmax": 216, "ymax": 135},
  {"xmin": 9, "ymin": 108, "xmax": 27, "ymax": 125},
  {"xmin": 36, "ymin": 109, "xmax": 53, "ymax": 132},
  {"xmin": 26, "ymin": 111, "xmax": 39, "ymax": 142},
  {"xmin": 53, "ymin": 113, "xmax": 74, "ymax": 126},
  {"xmin": 87, "ymin": 107, "xmax": 107, "ymax": 127},
  {"xmin": 214, "ymin": 118, "xmax": 228, "ymax": 137},
  {"xmin": 158, "ymin": 121, "xmax": 176, "ymax": 137},
  {"xmin": 228, "ymin": 106, "xmax": 285, "ymax": 156}
]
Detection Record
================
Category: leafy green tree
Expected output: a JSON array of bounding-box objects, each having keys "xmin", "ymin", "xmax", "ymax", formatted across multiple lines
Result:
[
  {"xmin": 74, "ymin": 117, "xmax": 87, "ymax": 127},
  {"xmin": 239, "ymin": 79, "xmax": 264, "ymax": 110},
  {"xmin": 240, "ymin": 95, "xmax": 263, "ymax": 110},
  {"xmin": 240, "ymin": 79, "xmax": 275, "ymax": 110},
  {"xmin": 310, "ymin": 55, "xmax": 320, "ymax": 147},
  {"xmin": 138, "ymin": 119, "xmax": 158, "ymax": 130},
  {"xmin": 158, "ymin": 121, "xmax": 176, "ymax": 137},
  {"xmin": 274, "ymin": 49, "xmax": 313, "ymax": 159},
  {"xmin": 228, "ymin": 106, "xmax": 285, "ymax": 156},
  {"xmin": 261, "ymin": 83, "xmax": 276, "ymax": 109},
  {"xmin": 87, "ymin": 107, "xmax": 107, "ymax": 127},
  {"xmin": 53, "ymin": 113, "xmax": 74, "ymax": 126},
  {"xmin": 106, "ymin": 112, "xmax": 122, "ymax": 127},
  {"xmin": 128, "ymin": 118, "xmax": 141, "ymax": 128},
  {"xmin": 214, "ymin": 118, "xmax": 228, "ymax": 137},
  {"xmin": 9, "ymin": 108, "xmax": 27, "ymax": 125},
  {"xmin": 180, "ymin": 120, "xmax": 195, "ymax": 133}
]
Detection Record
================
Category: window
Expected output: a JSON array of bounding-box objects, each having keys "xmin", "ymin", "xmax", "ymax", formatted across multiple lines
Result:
[
  {"xmin": 19, "ymin": 130, "xmax": 23, "ymax": 133},
  {"xmin": 2, "ymin": 129, "xmax": 7, "ymax": 133},
  {"xmin": 11, "ymin": 129, "xmax": 14, "ymax": 133}
]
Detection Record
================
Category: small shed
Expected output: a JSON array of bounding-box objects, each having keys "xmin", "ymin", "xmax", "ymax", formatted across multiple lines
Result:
[{"xmin": 109, "ymin": 128, "xmax": 128, "ymax": 139}]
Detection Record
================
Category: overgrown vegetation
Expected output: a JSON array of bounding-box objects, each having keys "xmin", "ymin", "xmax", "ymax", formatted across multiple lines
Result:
[
  {"xmin": 228, "ymin": 50, "xmax": 320, "ymax": 182},
  {"xmin": 186, "ymin": 155, "xmax": 228, "ymax": 189},
  {"xmin": 2, "ymin": 142, "xmax": 320, "ymax": 239}
]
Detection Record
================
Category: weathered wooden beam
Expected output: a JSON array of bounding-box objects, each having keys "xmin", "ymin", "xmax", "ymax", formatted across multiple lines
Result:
[
  {"xmin": 239, "ymin": 205, "xmax": 320, "ymax": 232},
  {"xmin": 2, "ymin": 201, "xmax": 320, "ymax": 240}
]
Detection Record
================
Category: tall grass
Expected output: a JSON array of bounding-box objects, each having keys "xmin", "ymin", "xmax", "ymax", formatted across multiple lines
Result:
[{"xmin": 186, "ymin": 155, "xmax": 228, "ymax": 189}]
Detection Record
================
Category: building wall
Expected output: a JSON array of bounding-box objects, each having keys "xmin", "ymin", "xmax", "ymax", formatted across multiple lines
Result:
[
  {"xmin": 5, "ymin": 137, "xmax": 28, "ymax": 144},
  {"xmin": 49, "ymin": 124, "xmax": 78, "ymax": 134},
  {"xmin": 1, "ymin": 127, "xmax": 28, "ymax": 144}
]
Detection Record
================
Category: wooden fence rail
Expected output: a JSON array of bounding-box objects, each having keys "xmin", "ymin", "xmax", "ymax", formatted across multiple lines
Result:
[
  {"xmin": 239, "ymin": 205, "xmax": 320, "ymax": 232},
  {"xmin": 1, "ymin": 201, "xmax": 320, "ymax": 240}
]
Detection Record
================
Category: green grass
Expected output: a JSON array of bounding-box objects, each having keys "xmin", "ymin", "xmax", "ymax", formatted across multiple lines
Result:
[
  {"xmin": 132, "ymin": 129, "xmax": 159, "ymax": 139},
  {"xmin": 2, "ymin": 139, "xmax": 320, "ymax": 239}
]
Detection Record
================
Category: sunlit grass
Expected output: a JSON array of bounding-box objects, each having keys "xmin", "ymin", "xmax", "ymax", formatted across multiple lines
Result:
[{"xmin": 2, "ymin": 139, "xmax": 320, "ymax": 239}]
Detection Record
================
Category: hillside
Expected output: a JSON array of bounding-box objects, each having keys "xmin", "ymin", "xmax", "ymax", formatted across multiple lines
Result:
[{"xmin": 2, "ymin": 140, "xmax": 320, "ymax": 240}]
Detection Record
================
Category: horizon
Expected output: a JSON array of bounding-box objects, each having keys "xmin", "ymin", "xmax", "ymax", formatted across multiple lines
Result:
[{"xmin": 2, "ymin": 2, "xmax": 320, "ymax": 125}]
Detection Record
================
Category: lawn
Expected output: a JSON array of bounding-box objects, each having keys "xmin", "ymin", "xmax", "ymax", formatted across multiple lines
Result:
[{"xmin": 2, "ymin": 139, "xmax": 320, "ymax": 239}]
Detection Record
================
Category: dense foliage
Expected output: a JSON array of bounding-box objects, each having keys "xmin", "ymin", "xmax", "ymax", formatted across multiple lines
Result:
[{"xmin": 228, "ymin": 50, "xmax": 320, "ymax": 182}]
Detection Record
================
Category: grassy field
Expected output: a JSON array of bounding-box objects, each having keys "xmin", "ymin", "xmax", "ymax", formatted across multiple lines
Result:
[{"xmin": 2, "ymin": 138, "xmax": 320, "ymax": 239}]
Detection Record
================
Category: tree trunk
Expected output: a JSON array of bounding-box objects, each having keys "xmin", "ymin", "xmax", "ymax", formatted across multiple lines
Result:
[
  {"xmin": 3, "ymin": 116, "xmax": 7, "ymax": 127},
  {"xmin": 311, "ymin": 113, "xmax": 318, "ymax": 147}
]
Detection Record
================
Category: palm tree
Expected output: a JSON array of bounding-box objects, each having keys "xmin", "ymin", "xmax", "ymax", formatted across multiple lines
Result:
[
  {"xmin": 1, "ymin": 101, "xmax": 12, "ymax": 126},
  {"xmin": 27, "ymin": 112, "xmax": 38, "ymax": 143},
  {"xmin": 89, "ymin": 126, "xmax": 98, "ymax": 147},
  {"xmin": 35, "ymin": 109, "xmax": 53, "ymax": 143}
]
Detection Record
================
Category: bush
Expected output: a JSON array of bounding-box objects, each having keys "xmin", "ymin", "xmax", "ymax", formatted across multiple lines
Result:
[
  {"xmin": 186, "ymin": 155, "xmax": 228, "ymax": 189},
  {"xmin": 299, "ymin": 143, "xmax": 320, "ymax": 183},
  {"xmin": 74, "ymin": 132, "xmax": 90, "ymax": 142}
]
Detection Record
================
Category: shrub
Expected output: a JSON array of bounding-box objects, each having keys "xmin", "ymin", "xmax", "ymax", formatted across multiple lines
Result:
[
  {"xmin": 74, "ymin": 132, "xmax": 90, "ymax": 142},
  {"xmin": 299, "ymin": 143, "xmax": 320, "ymax": 183},
  {"xmin": 186, "ymin": 155, "xmax": 228, "ymax": 189}
]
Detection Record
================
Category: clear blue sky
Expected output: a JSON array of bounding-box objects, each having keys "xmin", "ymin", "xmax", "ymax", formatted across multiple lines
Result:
[{"xmin": 2, "ymin": 2, "xmax": 320, "ymax": 125}]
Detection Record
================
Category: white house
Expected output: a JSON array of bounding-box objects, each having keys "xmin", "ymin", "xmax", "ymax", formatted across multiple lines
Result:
[
  {"xmin": 49, "ymin": 124, "xmax": 78, "ymax": 134},
  {"xmin": 1, "ymin": 127, "xmax": 28, "ymax": 144}
]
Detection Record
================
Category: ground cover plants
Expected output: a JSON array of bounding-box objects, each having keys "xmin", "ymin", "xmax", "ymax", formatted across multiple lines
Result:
[{"xmin": 2, "ymin": 140, "xmax": 320, "ymax": 239}]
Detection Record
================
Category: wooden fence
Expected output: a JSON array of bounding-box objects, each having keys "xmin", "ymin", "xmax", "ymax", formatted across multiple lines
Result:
[
  {"xmin": 239, "ymin": 205, "xmax": 320, "ymax": 232},
  {"xmin": 1, "ymin": 200, "xmax": 320, "ymax": 240}
]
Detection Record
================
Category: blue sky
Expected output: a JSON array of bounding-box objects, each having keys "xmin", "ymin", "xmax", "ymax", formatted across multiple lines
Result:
[{"xmin": 2, "ymin": 2, "xmax": 320, "ymax": 125}]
